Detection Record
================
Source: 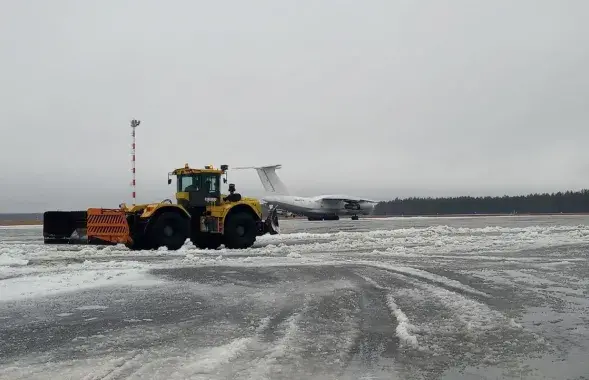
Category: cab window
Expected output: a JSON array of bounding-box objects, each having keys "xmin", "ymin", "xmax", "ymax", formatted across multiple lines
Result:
[{"xmin": 178, "ymin": 175, "xmax": 201, "ymax": 192}]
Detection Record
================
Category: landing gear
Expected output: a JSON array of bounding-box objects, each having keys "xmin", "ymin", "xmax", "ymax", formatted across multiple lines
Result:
[{"xmin": 307, "ymin": 215, "xmax": 339, "ymax": 221}]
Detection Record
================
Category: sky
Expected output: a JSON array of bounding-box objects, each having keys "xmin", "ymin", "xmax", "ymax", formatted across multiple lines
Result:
[{"xmin": 1, "ymin": 0, "xmax": 588, "ymax": 212}]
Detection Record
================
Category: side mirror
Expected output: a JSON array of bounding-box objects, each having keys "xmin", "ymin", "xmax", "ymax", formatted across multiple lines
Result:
[
  {"xmin": 223, "ymin": 178, "xmax": 227, "ymax": 184},
  {"xmin": 167, "ymin": 178, "xmax": 172, "ymax": 185}
]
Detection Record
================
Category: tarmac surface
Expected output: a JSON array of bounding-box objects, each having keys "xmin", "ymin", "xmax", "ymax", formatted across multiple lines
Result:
[{"xmin": 1, "ymin": 216, "xmax": 588, "ymax": 379}]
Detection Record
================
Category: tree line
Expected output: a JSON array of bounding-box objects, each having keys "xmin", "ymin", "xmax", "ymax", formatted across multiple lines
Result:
[{"xmin": 373, "ymin": 189, "xmax": 589, "ymax": 216}]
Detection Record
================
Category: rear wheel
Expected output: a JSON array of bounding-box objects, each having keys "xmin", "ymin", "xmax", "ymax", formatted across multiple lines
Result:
[
  {"xmin": 224, "ymin": 212, "xmax": 257, "ymax": 249},
  {"xmin": 148, "ymin": 212, "xmax": 189, "ymax": 250}
]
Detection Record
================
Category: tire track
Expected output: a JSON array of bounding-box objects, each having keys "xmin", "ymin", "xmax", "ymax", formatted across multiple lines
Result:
[
  {"xmin": 227, "ymin": 308, "xmax": 306, "ymax": 380},
  {"xmin": 350, "ymin": 265, "xmax": 552, "ymax": 379},
  {"xmin": 81, "ymin": 351, "xmax": 146, "ymax": 380},
  {"xmin": 358, "ymin": 262, "xmax": 490, "ymax": 299},
  {"xmin": 337, "ymin": 277, "xmax": 402, "ymax": 380}
]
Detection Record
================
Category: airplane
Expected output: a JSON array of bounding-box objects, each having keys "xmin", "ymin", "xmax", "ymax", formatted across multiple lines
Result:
[{"xmin": 234, "ymin": 164, "xmax": 378, "ymax": 221}]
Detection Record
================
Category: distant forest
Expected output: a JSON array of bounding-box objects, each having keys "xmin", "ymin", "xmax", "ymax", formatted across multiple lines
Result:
[{"xmin": 373, "ymin": 189, "xmax": 589, "ymax": 216}]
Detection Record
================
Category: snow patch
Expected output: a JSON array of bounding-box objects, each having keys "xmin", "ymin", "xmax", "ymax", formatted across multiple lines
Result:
[
  {"xmin": 386, "ymin": 294, "xmax": 419, "ymax": 349},
  {"xmin": 76, "ymin": 305, "xmax": 109, "ymax": 311},
  {"xmin": 172, "ymin": 337, "xmax": 252, "ymax": 375},
  {"xmin": 0, "ymin": 269, "xmax": 162, "ymax": 303}
]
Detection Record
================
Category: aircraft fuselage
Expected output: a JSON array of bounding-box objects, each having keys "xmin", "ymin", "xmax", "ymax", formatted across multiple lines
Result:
[{"xmin": 263, "ymin": 195, "xmax": 375, "ymax": 218}]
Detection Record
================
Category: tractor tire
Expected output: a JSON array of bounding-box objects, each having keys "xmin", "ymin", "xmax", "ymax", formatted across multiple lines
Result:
[
  {"xmin": 191, "ymin": 233, "xmax": 222, "ymax": 250},
  {"xmin": 224, "ymin": 212, "xmax": 257, "ymax": 249},
  {"xmin": 148, "ymin": 212, "xmax": 189, "ymax": 250},
  {"xmin": 126, "ymin": 236, "xmax": 150, "ymax": 251}
]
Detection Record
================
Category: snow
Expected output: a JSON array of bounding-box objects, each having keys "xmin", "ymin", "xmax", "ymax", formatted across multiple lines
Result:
[{"xmin": 4, "ymin": 219, "xmax": 587, "ymax": 302}]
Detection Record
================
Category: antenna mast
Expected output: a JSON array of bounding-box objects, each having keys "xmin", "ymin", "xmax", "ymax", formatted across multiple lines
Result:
[{"xmin": 130, "ymin": 119, "xmax": 141, "ymax": 205}]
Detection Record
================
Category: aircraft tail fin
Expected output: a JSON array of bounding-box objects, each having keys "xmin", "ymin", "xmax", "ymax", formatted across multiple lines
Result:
[{"xmin": 233, "ymin": 164, "xmax": 289, "ymax": 194}]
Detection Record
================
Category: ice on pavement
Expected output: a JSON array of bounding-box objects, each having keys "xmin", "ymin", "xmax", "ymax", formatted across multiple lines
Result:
[{"xmin": 2, "ymin": 221, "xmax": 588, "ymax": 300}]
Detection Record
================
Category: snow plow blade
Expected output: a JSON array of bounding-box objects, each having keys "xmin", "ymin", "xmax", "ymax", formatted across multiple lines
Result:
[
  {"xmin": 43, "ymin": 210, "xmax": 88, "ymax": 244},
  {"xmin": 43, "ymin": 208, "xmax": 131, "ymax": 245}
]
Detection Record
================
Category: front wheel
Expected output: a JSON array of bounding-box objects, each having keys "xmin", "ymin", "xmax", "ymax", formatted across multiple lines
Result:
[
  {"xmin": 148, "ymin": 212, "xmax": 189, "ymax": 250},
  {"xmin": 224, "ymin": 212, "xmax": 257, "ymax": 249}
]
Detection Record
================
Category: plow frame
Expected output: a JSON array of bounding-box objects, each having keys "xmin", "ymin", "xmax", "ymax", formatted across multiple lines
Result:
[{"xmin": 86, "ymin": 208, "xmax": 132, "ymax": 245}]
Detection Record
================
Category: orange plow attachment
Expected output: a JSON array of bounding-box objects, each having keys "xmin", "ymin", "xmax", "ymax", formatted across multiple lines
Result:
[{"xmin": 86, "ymin": 208, "xmax": 132, "ymax": 245}]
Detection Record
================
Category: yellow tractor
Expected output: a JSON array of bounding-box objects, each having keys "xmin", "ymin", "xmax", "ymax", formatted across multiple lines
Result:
[{"xmin": 43, "ymin": 164, "xmax": 280, "ymax": 250}]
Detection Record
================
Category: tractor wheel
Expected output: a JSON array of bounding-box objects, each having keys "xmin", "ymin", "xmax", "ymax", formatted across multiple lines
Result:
[
  {"xmin": 125, "ymin": 240, "xmax": 144, "ymax": 251},
  {"xmin": 224, "ymin": 212, "xmax": 257, "ymax": 249},
  {"xmin": 191, "ymin": 233, "xmax": 222, "ymax": 250},
  {"xmin": 126, "ymin": 234, "xmax": 151, "ymax": 251},
  {"xmin": 148, "ymin": 212, "xmax": 189, "ymax": 250}
]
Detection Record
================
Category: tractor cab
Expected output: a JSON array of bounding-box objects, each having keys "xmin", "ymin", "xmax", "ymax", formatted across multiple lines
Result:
[{"xmin": 169, "ymin": 163, "xmax": 229, "ymax": 208}]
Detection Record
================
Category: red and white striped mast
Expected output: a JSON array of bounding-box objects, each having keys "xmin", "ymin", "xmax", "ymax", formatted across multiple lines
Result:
[{"xmin": 130, "ymin": 119, "xmax": 141, "ymax": 205}]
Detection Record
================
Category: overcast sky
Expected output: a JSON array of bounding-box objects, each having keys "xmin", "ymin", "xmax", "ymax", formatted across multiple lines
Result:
[{"xmin": 1, "ymin": 0, "xmax": 588, "ymax": 212}]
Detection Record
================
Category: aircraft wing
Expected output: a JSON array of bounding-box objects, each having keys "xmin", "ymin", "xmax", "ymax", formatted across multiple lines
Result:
[{"xmin": 316, "ymin": 194, "xmax": 379, "ymax": 204}]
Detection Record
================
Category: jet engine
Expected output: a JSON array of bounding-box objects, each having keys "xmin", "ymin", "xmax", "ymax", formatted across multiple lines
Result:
[{"xmin": 359, "ymin": 201, "xmax": 376, "ymax": 214}]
